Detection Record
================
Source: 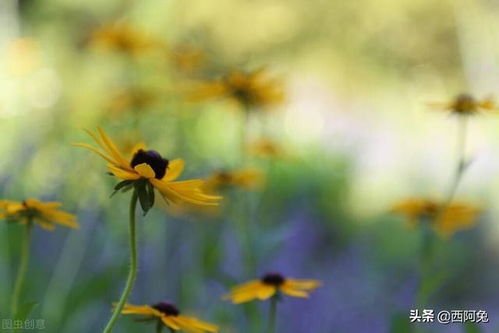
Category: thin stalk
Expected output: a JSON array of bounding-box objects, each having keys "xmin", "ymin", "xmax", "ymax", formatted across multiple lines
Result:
[
  {"xmin": 445, "ymin": 115, "xmax": 468, "ymax": 205},
  {"xmin": 10, "ymin": 220, "xmax": 32, "ymax": 317},
  {"xmin": 103, "ymin": 190, "xmax": 139, "ymax": 333},
  {"xmin": 416, "ymin": 116, "xmax": 469, "ymax": 308},
  {"xmin": 266, "ymin": 296, "xmax": 278, "ymax": 333}
]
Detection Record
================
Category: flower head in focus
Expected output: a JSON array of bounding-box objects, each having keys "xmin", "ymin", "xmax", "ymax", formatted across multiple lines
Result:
[
  {"xmin": 0, "ymin": 199, "xmax": 78, "ymax": 231},
  {"xmin": 224, "ymin": 273, "xmax": 321, "ymax": 304},
  {"xmin": 391, "ymin": 198, "xmax": 482, "ymax": 237},
  {"xmin": 119, "ymin": 302, "xmax": 218, "ymax": 332},
  {"xmin": 73, "ymin": 127, "xmax": 221, "ymax": 215},
  {"xmin": 429, "ymin": 93, "xmax": 498, "ymax": 116}
]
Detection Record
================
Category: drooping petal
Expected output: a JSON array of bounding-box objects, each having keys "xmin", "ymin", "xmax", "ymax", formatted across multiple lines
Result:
[
  {"xmin": 280, "ymin": 286, "xmax": 309, "ymax": 298},
  {"xmin": 36, "ymin": 220, "xmax": 56, "ymax": 231},
  {"xmin": 172, "ymin": 315, "xmax": 218, "ymax": 333},
  {"xmin": 284, "ymin": 279, "xmax": 322, "ymax": 290},
  {"xmin": 119, "ymin": 304, "xmax": 158, "ymax": 316},
  {"xmin": 150, "ymin": 179, "xmax": 221, "ymax": 206},
  {"xmin": 255, "ymin": 285, "xmax": 276, "ymax": 300},
  {"xmin": 40, "ymin": 210, "xmax": 79, "ymax": 229},
  {"xmin": 162, "ymin": 316, "xmax": 181, "ymax": 330},
  {"xmin": 107, "ymin": 164, "xmax": 141, "ymax": 180}
]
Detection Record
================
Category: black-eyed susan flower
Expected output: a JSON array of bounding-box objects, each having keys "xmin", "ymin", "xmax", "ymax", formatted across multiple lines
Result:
[
  {"xmin": 108, "ymin": 86, "xmax": 158, "ymax": 114},
  {"xmin": 74, "ymin": 128, "xmax": 221, "ymax": 333},
  {"xmin": 119, "ymin": 302, "xmax": 218, "ymax": 332},
  {"xmin": 391, "ymin": 198, "xmax": 481, "ymax": 237},
  {"xmin": 88, "ymin": 22, "xmax": 157, "ymax": 56},
  {"xmin": 191, "ymin": 68, "xmax": 284, "ymax": 110},
  {"xmin": 429, "ymin": 93, "xmax": 498, "ymax": 116},
  {"xmin": 74, "ymin": 127, "xmax": 221, "ymax": 215},
  {"xmin": 203, "ymin": 168, "xmax": 265, "ymax": 194},
  {"xmin": 0, "ymin": 199, "xmax": 78, "ymax": 231},
  {"xmin": 168, "ymin": 44, "xmax": 206, "ymax": 74},
  {"xmin": 0, "ymin": 198, "xmax": 77, "ymax": 317},
  {"xmin": 224, "ymin": 273, "xmax": 322, "ymax": 304}
]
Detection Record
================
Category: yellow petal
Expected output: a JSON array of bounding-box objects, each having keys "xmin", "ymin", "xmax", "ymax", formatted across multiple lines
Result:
[
  {"xmin": 118, "ymin": 304, "xmax": 157, "ymax": 316},
  {"xmin": 280, "ymin": 286, "xmax": 309, "ymax": 298},
  {"xmin": 134, "ymin": 163, "xmax": 156, "ymax": 179},
  {"xmin": 162, "ymin": 316, "xmax": 181, "ymax": 330},
  {"xmin": 256, "ymin": 285, "xmax": 276, "ymax": 300},
  {"xmin": 285, "ymin": 279, "xmax": 322, "ymax": 290},
  {"xmin": 107, "ymin": 165, "xmax": 141, "ymax": 180},
  {"xmin": 72, "ymin": 143, "xmax": 118, "ymax": 166},
  {"xmin": 163, "ymin": 159, "xmax": 185, "ymax": 181},
  {"xmin": 97, "ymin": 127, "xmax": 131, "ymax": 169}
]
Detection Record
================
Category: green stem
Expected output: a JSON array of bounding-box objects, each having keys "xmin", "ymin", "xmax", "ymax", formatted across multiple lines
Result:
[
  {"xmin": 445, "ymin": 116, "xmax": 468, "ymax": 205},
  {"xmin": 416, "ymin": 116, "xmax": 469, "ymax": 308},
  {"xmin": 266, "ymin": 296, "xmax": 278, "ymax": 333},
  {"xmin": 156, "ymin": 319, "xmax": 164, "ymax": 333},
  {"xmin": 10, "ymin": 221, "xmax": 32, "ymax": 317},
  {"xmin": 103, "ymin": 190, "xmax": 139, "ymax": 333}
]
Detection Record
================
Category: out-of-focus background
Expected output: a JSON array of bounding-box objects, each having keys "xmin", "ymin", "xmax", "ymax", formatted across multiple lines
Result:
[{"xmin": 1, "ymin": 0, "xmax": 499, "ymax": 332}]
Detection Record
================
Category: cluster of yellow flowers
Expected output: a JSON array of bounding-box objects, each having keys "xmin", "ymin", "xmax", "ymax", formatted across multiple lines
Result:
[
  {"xmin": 0, "ymin": 125, "xmax": 319, "ymax": 332},
  {"xmin": 1, "ymin": 26, "xmax": 311, "ymax": 330},
  {"xmin": 392, "ymin": 94, "xmax": 498, "ymax": 236}
]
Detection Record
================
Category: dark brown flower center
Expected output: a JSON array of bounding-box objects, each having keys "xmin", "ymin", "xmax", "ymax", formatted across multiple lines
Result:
[
  {"xmin": 130, "ymin": 149, "xmax": 169, "ymax": 179},
  {"xmin": 261, "ymin": 273, "xmax": 285, "ymax": 286},
  {"xmin": 454, "ymin": 93, "xmax": 476, "ymax": 113},
  {"xmin": 151, "ymin": 302, "xmax": 180, "ymax": 316}
]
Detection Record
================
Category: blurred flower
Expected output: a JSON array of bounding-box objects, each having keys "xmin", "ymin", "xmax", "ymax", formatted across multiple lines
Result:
[
  {"xmin": 88, "ymin": 22, "xmax": 157, "ymax": 56},
  {"xmin": 429, "ymin": 93, "xmax": 498, "ymax": 116},
  {"xmin": 5, "ymin": 38, "xmax": 41, "ymax": 76},
  {"xmin": 108, "ymin": 87, "xmax": 158, "ymax": 114},
  {"xmin": 169, "ymin": 44, "xmax": 206, "ymax": 73},
  {"xmin": 74, "ymin": 127, "xmax": 221, "ymax": 214},
  {"xmin": 203, "ymin": 168, "xmax": 265, "ymax": 193},
  {"xmin": 248, "ymin": 138, "xmax": 286, "ymax": 159},
  {"xmin": 391, "ymin": 198, "xmax": 481, "ymax": 237},
  {"xmin": 224, "ymin": 273, "xmax": 321, "ymax": 304},
  {"xmin": 119, "ymin": 302, "xmax": 218, "ymax": 332},
  {"xmin": 191, "ymin": 68, "xmax": 284, "ymax": 110},
  {"xmin": 0, "ymin": 199, "xmax": 78, "ymax": 231}
]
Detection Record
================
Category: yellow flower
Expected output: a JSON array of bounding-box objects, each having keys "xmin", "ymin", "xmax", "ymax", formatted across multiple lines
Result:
[
  {"xmin": 73, "ymin": 127, "xmax": 221, "ymax": 213},
  {"xmin": 108, "ymin": 87, "xmax": 157, "ymax": 114},
  {"xmin": 119, "ymin": 302, "xmax": 218, "ymax": 333},
  {"xmin": 247, "ymin": 138, "xmax": 286, "ymax": 159},
  {"xmin": 429, "ymin": 93, "xmax": 497, "ymax": 115},
  {"xmin": 191, "ymin": 68, "xmax": 284, "ymax": 109},
  {"xmin": 0, "ymin": 199, "xmax": 78, "ymax": 231},
  {"xmin": 88, "ymin": 22, "xmax": 156, "ymax": 55},
  {"xmin": 224, "ymin": 273, "xmax": 322, "ymax": 304},
  {"xmin": 168, "ymin": 44, "xmax": 206, "ymax": 73},
  {"xmin": 391, "ymin": 198, "xmax": 481, "ymax": 237},
  {"xmin": 203, "ymin": 168, "xmax": 265, "ymax": 193}
]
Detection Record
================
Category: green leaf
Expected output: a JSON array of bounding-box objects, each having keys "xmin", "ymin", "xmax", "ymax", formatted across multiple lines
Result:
[
  {"xmin": 15, "ymin": 301, "xmax": 39, "ymax": 320},
  {"xmin": 110, "ymin": 180, "xmax": 134, "ymax": 197},
  {"xmin": 389, "ymin": 313, "xmax": 413, "ymax": 333},
  {"xmin": 146, "ymin": 182, "xmax": 155, "ymax": 209},
  {"xmin": 135, "ymin": 181, "xmax": 151, "ymax": 215},
  {"xmin": 464, "ymin": 322, "xmax": 482, "ymax": 333}
]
